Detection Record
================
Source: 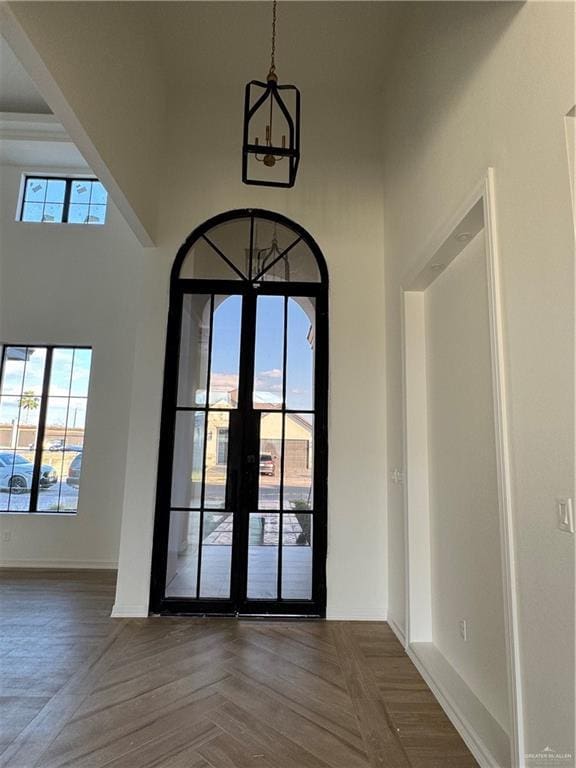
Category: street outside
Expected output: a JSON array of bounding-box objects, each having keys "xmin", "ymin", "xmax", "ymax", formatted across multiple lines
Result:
[
  {"xmin": 1, "ymin": 457, "xmax": 312, "ymax": 513},
  {"xmin": 0, "ymin": 448, "xmax": 80, "ymax": 512},
  {"xmin": 0, "ymin": 481, "xmax": 79, "ymax": 512},
  {"xmin": 204, "ymin": 465, "xmax": 313, "ymax": 510}
]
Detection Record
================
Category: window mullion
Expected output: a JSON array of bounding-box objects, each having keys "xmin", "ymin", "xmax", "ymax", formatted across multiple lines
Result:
[
  {"xmin": 29, "ymin": 347, "xmax": 53, "ymax": 513},
  {"xmin": 62, "ymin": 180, "xmax": 72, "ymax": 223}
]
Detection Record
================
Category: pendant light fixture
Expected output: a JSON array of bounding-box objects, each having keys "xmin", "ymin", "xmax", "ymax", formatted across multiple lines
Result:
[{"xmin": 242, "ymin": 0, "xmax": 300, "ymax": 188}]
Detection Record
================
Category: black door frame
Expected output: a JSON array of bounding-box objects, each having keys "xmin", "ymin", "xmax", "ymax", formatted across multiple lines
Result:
[{"xmin": 149, "ymin": 209, "xmax": 328, "ymax": 617}]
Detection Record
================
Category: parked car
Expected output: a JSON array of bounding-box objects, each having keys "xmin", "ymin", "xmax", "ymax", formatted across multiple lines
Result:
[
  {"xmin": 48, "ymin": 440, "xmax": 83, "ymax": 452},
  {"xmin": 259, "ymin": 453, "xmax": 275, "ymax": 476},
  {"xmin": 0, "ymin": 452, "xmax": 58, "ymax": 493},
  {"xmin": 66, "ymin": 453, "xmax": 82, "ymax": 487}
]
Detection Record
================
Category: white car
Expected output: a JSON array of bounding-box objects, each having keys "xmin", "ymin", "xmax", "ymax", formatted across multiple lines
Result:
[
  {"xmin": 0, "ymin": 452, "xmax": 58, "ymax": 493},
  {"xmin": 259, "ymin": 453, "xmax": 276, "ymax": 476}
]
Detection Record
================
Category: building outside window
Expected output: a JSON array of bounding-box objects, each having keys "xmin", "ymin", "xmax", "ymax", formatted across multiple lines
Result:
[{"xmin": 0, "ymin": 345, "xmax": 93, "ymax": 513}]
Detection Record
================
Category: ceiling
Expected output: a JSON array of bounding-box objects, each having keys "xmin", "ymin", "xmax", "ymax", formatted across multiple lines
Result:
[
  {"xmin": 0, "ymin": 33, "xmax": 50, "ymax": 113},
  {"xmin": 151, "ymin": 2, "xmax": 403, "ymax": 95},
  {"xmin": 1, "ymin": 2, "xmax": 402, "ymax": 116},
  {"xmin": 0, "ymin": 113, "xmax": 88, "ymax": 167},
  {"xmin": 0, "ymin": 34, "xmax": 88, "ymax": 168}
]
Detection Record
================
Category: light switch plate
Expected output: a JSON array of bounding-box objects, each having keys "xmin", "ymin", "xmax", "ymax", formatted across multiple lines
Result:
[{"xmin": 557, "ymin": 498, "xmax": 574, "ymax": 533}]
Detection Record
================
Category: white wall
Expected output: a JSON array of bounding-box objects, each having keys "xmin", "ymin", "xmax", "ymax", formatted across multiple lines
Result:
[
  {"xmin": 383, "ymin": 1, "xmax": 575, "ymax": 760},
  {"xmin": 0, "ymin": 163, "xmax": 144, "ymax": 567}
]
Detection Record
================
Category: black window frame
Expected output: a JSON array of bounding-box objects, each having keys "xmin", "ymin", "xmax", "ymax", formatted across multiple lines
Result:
[
  {"xmin": 18, "ymin": 175, "xmax": 108, "ymax": 225},
  {"xmin": 0, "ymin": 344, "xmax": 92, "ymax": 514}
]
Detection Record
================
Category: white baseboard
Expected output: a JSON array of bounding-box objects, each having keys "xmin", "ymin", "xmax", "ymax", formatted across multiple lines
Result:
[
  {"xmin": 111, "ymin": 602, "xmax": 149, "ymax": 618},
  {"xmin": 408, "ymin": 642, "xmax": 510, "ymax": 768},
  {"xmin": 325, "ymin": 610, "xmax": 387, "ymax": 621},
  {"xmin": 0, "ymin": 559, "xmax": 117, "ymax": 570},
  {"xmin": 387, "ymin": 615, "xmax": 407, "ymax": 648}
]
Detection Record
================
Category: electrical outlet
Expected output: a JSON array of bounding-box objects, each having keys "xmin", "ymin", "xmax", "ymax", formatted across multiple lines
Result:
[
  {"xmin": 557, "ymin": 498, "xmax": 574, "ymax": 533},
  {"xmin": 1, "ymin": 531, "xmax": 11, "ymax": 542},
  {"xmin": 459, "ymin": 619, "xmax": 469, "ymax": 642}
]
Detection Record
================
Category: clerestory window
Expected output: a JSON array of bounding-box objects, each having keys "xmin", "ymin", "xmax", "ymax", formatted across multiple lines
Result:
[{"xmin": 19, "ymin": 176, "xmax": 108, "ymax": 225}]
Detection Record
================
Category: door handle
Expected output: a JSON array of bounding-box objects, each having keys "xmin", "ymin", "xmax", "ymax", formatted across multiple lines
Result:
[{"xmin": 226, "ymin": 469, "xmax": 238, "ymax": 510}]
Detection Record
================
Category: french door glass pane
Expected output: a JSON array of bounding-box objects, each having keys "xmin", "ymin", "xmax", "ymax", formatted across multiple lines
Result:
[
  {"xmin": 247, "ymin": 512, "xmax": 279, "ymax": 599},
  {"xmin": 279, "ymin": 240, "xmax": 322, "ymax": 283},
  {"xmin": 204, "ymin": 218, "xmax": 251, "ymax": 279},
  {"xmin": 204, "ymin": 411, "xmax": 229, "ymax": 509},
  {"xmin": 177, "ymin": 294, "xmax": 211, "ymax": 406},
  {"xmin": 283, "ymin": 413, "xmax": 314, "ymax": 511},
  {"xmin": 286, "ymin": 298, "xmax": 315, "ymax": 410},
  {"xmin": 251, "ymin": 219, "xmax": 300, "ymax": 281},
  {"xmin": 209, "ymin": 295, "xmax": 242, "ymax": 407},
  {"xmin": 165, "ymin": 510, "xmax": 201, "ymax": 597},
  {"xmin": 258, "ymin": 412, "xmax": 282, "ymax": 510},
  {"xmin": 199, "ymin": 512, "xmax": 233, "ymax": 598},
  {"xmin": 180, "ymin": 238, "xmax": 244, "ymax": 281},
  {"xmin": 171, "ymin": 411, "xmax": 205, "ymax": 508},
  {"xmin": 253, "ymin": 295, "xmax": 284, "ymax": 409},
  {"xmin": 282, "ymin": 513, "xmax": 313, "ymax": 599}
]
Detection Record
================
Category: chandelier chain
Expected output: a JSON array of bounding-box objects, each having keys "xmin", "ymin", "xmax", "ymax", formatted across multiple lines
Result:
[{"xmin": 270, "ymin": 0, "xmax": 277, "ymax": 75}]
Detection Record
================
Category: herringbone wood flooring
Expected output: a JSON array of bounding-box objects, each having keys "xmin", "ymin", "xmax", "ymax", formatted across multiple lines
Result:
[{"xmin": 0, "ymin": 570, "xmax": 477, "ymax": 768}]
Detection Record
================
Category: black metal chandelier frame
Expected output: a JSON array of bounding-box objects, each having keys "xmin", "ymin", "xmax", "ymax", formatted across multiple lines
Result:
[
  {"xmin": 242, "ymin": 79, "xmax": 300, "ymax": 188},
  {"xmin": 242, "ymin": 1, "xmax": 301, "ymax": 188}
]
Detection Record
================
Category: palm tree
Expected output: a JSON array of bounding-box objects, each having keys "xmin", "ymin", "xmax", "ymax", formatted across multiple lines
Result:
[{"xmin": 19, "ymin": 390, "xmax": 40, "ymax": 424}]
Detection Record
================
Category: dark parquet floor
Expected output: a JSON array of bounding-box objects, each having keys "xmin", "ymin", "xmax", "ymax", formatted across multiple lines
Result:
[{"xmin": 0, "ymin": 570, "xmax": 477, "ymax": 768}]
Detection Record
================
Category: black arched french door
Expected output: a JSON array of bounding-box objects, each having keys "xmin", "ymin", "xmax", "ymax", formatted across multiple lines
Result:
[{"xmin": 150, "ymin": 210, "xmax": 328, "ymax": 616}]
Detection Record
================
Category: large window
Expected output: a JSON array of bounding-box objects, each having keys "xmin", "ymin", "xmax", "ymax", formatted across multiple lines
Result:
[
  {"xmin": 0, "ymin": 346, "xmax": 92, "ymax": 513},
  {"xmin": 19, "ymin": 177, "xmax": 108, "ymax": 225}
]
